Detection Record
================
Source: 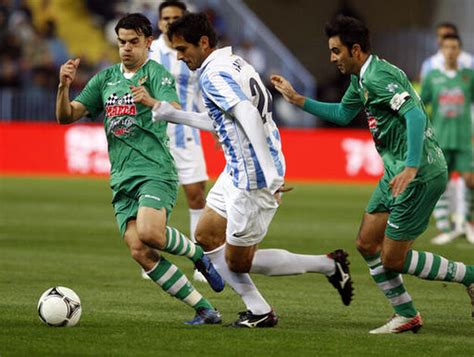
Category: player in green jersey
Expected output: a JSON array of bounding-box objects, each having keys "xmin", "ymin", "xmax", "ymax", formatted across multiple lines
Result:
[
  {"xmin": 421, "ymin": 33, "xmax": 474, "ymax": 245},
  {"xmin": 55, "ymin": 13, "xmax": 224, "ymax": 325},
  {"xmin": 272, "ymin": 15, "xmax": 474, "ymax": 333}
]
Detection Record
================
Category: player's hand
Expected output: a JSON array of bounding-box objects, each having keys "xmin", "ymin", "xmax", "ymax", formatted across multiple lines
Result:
[
  {"xmin": 270, "ymin": 74, "xmax": 305, "ymax": 107},
  {"xmin": 130, "ymin": 85, "xmax": 157, "ymax": 108},
  {"xmin": 59, "ymin": 58, "xmax": 80, "ymax": 87},
  {"xmin": 274, "ymin": 184, "xmax": 294, "ymax": 204},
  {"xmin": 389, "ymin": 167, "xmax": 417, "ymax": 197}
]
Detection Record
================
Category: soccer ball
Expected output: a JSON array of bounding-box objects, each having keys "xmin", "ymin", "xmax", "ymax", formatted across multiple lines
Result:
[{"xmin": 37, "ymin": 287, "xmax": 82, "ymax": 327}]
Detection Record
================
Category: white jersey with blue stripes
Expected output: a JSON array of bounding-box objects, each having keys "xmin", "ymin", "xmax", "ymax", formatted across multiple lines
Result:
[
  {"xmin": 150, "ymin": 35, "xmax": 201, "ymax": 148},
  {"xmin": 197, "ymin": 47, "xmax": 285, "ymax": 191}
]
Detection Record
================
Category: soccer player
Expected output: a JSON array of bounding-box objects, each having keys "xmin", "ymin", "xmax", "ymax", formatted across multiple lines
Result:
[
  {"xmin": 420, "ymin": 22, "xmax": 474, "ymax": 81},
  {"xmin": 55, "ymin": 13, "xmax": 224, "ymax": 325},
  {"xmin": 420, "ymin": 34, "xmax": 474, "ymax": 245},
  {"xmin": 148, "ymin": 2, "xmax": 209, "ymax": 283},
  {"xmin": 152, "ymin": 13, "xmax": 354, "ymax": 328},
  {"xmin": 271, "ymin": 15, "xmax": 474, "ymax": 333}
]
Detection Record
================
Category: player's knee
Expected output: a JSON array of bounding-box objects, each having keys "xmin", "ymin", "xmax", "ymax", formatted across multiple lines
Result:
[
  {"xmin": 356, "ymin": 235, "xmax": 379, "ymax": 256},
  {"xmin": 380, "ymin": 251, "xmax": 404, "ymax": 272},
  {"xmin": 226, "ymin": 255, "xmax": 252, "ymax": 273},
  {"xmin": 187, "ymin": 194, "xmax": 206, "ymax": 209},
  {"xmin": 138, "ymin": 227, "xmax": 166, "ymax": 250},
  {"xmin": 195, "ymin": 229, "xmax": 224, "ymax": 251}
]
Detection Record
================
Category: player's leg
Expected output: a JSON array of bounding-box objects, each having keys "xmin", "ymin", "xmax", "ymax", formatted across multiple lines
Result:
[
  {"xmin": 250, "ymin": 248, "xmax": 353, "ymax": 306},
  {"xmin": 463, "ymin": 172, "xmax": 474, "ymax": 243},
  {"xmin": 431, "ymin": 151, "xmax": 455, "ymax": 245},
  {"xmin": 123, "ymin": 219, "xmax": 220, "ymax": 325},
  {"xmin": 379, "ymin": 173, "xmax": 473, "ymax": 329},
  {"xmin": 136, "ymin": 179, "xmax": 222, "ymax": 290},
  {"xmin": 357, "ymin": 179, "xmax": 420, "ymax": 334},
  {"xmin": 196, "ymin": 205, "xmax": 276, "ymax": 327},
  {"xmin": 431, "ymin": 179, "xmax": 455, "ymax": 244}
]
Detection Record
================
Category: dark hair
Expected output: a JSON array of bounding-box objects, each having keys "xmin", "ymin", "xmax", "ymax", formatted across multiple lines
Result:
[
  {"xmin": 159, "ymin": 1, "xmax": 187, "ymax": 17},
  {"xmin": 167, "ymin": 12, "xmax": 217, "ymax": 48},
  {"xmin": 436, "ymin": 22, "xmax": 458, "ymax": 34},
  {"xmin": 441, "ymin": 33, "xmax": 462, "ymax": 46},
  {"xmin": 325, "ymin": 15, "xmax": 371, "ymax": 53},
  {"xmin": 114, "ymin": 13, "xmax": 153, "ymax": 37}
]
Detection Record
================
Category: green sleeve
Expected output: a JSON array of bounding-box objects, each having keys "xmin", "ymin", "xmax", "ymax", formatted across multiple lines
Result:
[
  {"xmin": 74, "ymin": 73, "xmax": 104, "ymax": 118},
  {"xmin": 404, "ymin": 107, "xmax": 426, "ymax": 167},
  {"xmin": 303, "ymin": 99, "xmax": 360, "ymax": 126},
  {"xmin": 152, "ymin": 67, "xmax": 179, "ymax": 103}
]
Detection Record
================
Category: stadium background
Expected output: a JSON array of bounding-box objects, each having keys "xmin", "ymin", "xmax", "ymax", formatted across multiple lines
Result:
[{"xmin": 1, "ymin": 0, "xmax": 473, "ymax": 356}]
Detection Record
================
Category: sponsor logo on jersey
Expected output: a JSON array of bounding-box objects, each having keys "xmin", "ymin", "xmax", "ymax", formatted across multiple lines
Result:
[
  {"xmin": 105, "ymin": 93, "xmax": 137, "ymax": 119},
  {"xmin": 107, "ymin": 117, "xmax": 136, "ymax": 138},
  {"xmin": 161, "ymin": 77, "xmax": 173, "ymax": 86}
]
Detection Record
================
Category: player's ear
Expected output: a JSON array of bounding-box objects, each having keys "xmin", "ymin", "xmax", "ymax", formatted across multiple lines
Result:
[
  {"xmin": 199, "ymin": 35, "xmax": 210, "ymax": 50},
  {"xmin": 351, "ymin": 43, "xmax": 362, "ymax": 57},
  {"xmin": 145, "ymin": 36, "xmax": 153, "ymax": 50}
]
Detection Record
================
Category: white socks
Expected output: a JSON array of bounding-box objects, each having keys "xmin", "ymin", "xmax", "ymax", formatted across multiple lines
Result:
[
  {"xmin": 251, "ymin": 249, "xmax": 336, "ymax": 276},
  {"xmin": 206, "ymin": 245, "xmax": 271, "ymax": 315},
  {"xmin": 189, "ymin": 208, "xmax": 204, "ymax": 242}
]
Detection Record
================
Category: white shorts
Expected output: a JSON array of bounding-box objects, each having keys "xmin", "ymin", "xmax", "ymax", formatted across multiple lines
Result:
[
  {"xmin": 206, "ymin": 171, "xmax": 279, "ymax": 247},
  {"xmin": 170, "ymin": 143, "xmax": 209, "ymax": 185}
]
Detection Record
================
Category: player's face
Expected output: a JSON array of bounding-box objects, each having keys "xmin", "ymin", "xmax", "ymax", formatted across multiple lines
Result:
[
  {"xmin": 171, "ymin": 35, "xmax": 208, "ymax": 71},
  {"xmin": 117, "ymin": 28, "xmax": 153, "ymax": 70},
  {"xmin": 158, "ymin": 6, "xmax": 184, "ymax": 34},
  {"xmin": 328, "ymin": 36, "xmax": 357, "ymax": 75},
  {"xmin": 441, "ymin": 38, "xmax": 461, "ymax": 66},
  {"xmin": 436, "ymin": 26, "xmax": 456, "ymax": 46}
]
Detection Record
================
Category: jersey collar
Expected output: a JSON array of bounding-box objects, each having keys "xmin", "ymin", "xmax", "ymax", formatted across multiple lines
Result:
[
  {"xmin": 120, "ymin": 58, "xmax": 149, "ymax": 77},
  {"xmin": 198, "ymin": 46, "xmax": 232, "ymax": 74},
  {"xmin": 359, "ymin": 54, "xmax": 374, "ymax": 87}
]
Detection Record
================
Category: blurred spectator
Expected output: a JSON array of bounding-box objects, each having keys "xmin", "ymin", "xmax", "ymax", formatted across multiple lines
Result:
[
  {"xmin": 44, "ymin": 20, "xmax": 69, "ymax": 68},
  {"xmin": 0, "ymin": 54, "xmax": 20, "ymax": 88}
]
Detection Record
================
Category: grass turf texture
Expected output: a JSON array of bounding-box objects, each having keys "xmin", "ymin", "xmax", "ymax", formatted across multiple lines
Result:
[{"xmin": 0, "ymin": 176, "xmax": 473, "ymax": 356}]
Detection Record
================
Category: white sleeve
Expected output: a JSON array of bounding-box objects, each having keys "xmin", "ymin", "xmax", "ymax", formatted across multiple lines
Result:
[
  {"xmin": 232, "ymin": 100, "xmax": 284, "ymax": 194},
  {"xmin": 152, "ymin": 101, "xmax": 214, "ymax": 132}
]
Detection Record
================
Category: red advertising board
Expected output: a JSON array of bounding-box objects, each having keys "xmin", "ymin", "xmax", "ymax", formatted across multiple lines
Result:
[{"xmin": 0, "ymin": 122, "xmax": 383, "ymax": 182}]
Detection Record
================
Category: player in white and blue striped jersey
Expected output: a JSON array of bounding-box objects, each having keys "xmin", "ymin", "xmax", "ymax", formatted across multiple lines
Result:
[
  {"xmin": 153, "ymin": 13, "xmax": 353, "ymax": 327},
  {"xmin": 148, "ymin": 2, "xmax": 209, "ymax": 283}
]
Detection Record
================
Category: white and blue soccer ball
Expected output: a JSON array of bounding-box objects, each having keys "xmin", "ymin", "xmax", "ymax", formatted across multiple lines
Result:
[{"xmin": 37, "ymin": 287, "xmax": 82, "ymax": 327}]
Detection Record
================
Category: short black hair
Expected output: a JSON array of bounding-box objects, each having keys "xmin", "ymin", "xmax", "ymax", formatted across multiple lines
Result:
[
  {"xmin": 441, "ymin": 33, "xmax": 462, "ymax": 46},
  {"xmin": 436, "ymin": 22, "xmax": 458, "ymax": 34},
  {"xmin": 115, "ymin": 13, "xmax": 153, "ymax": 37},
  {"xmin": 159, "ymin": 1, "xmax": 187, "ymax": 18},
  {"xmin": 325, "ymin": 15, "xmax": 371, "ymax": 53},
  {"xmin": 167, "ymin": 12, "xmax": 217, "ymax": 48}
]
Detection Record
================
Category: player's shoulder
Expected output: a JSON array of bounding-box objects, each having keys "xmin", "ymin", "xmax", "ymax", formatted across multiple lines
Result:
[
  {"xmin": 88, "ymin": 63, "xmax": 121, "ymax": 84},
  {"xmin": 364, "ymin": 56, "xmax": 405, "ymax": 86}
]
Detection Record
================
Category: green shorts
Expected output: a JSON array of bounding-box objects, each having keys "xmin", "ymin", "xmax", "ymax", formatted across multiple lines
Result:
[
  {"xmin": 443, "ymin": 149, "xmax": 472, "ymax": 173},
  {"xmin": 366, "ymin": 172, "xmax": 448, "ymax": 240},
  {"xmin": 112, "ymin": 179, "xmax": 178, "ymax": 238}
]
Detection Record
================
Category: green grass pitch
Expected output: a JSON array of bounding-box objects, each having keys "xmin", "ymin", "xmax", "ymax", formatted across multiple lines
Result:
[{"xmin": 0, "ymin": 176, "xmax": 472, "ymax": 356}]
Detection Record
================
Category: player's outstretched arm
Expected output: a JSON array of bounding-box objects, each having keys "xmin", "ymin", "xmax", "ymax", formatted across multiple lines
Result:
[
  {"xmin": 151, "ymin": 102, "xmax": 214, "ymax": 131},
  {"xmin": 56, "ymin": 58, "xmax": 88, "ymax": 124},
  {"xmin": 270, "ymin": 75, "xmax": 305, "ymax": 107}
]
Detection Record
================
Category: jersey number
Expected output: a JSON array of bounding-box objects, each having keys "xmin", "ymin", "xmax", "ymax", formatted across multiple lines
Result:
[{"xmin": 249, "ymin": 77, "xmax": 273, "ymax": 124}]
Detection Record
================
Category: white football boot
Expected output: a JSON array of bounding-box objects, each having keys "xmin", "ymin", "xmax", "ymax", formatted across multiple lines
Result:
[
  {"xmin": 464, "ymin": 222, "xmax": 474, "ymax": 244},
  {"xmin": 431, "ymin": 231, "xmax": 458, "ymax": 245},
  {"xmin": 369, "ymin": 312, "xmax": 423, "ymax": 334}
]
